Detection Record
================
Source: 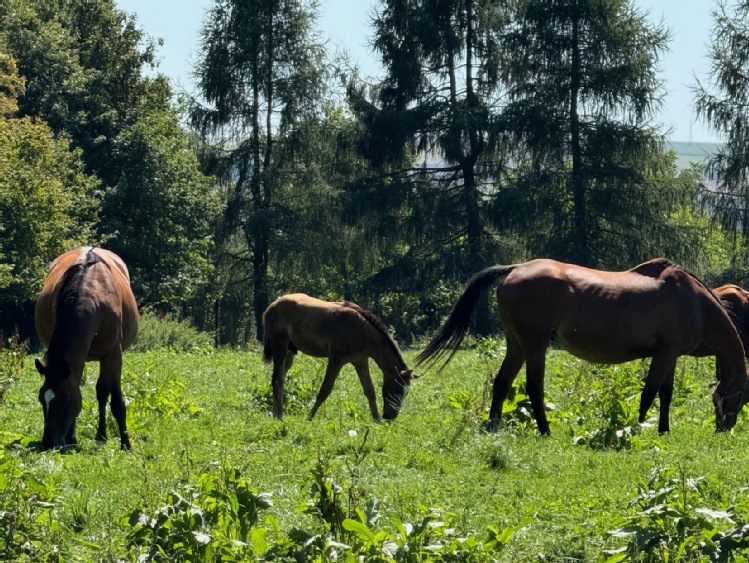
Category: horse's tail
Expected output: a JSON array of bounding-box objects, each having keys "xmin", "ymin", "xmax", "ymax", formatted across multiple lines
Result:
[
  {"xmin": 416, "ymin": 265, "xmax": 515, "ymax": 371},
  {"xmin": 262, "ymin": 323, "xmax": 273, "ymax": 364}
]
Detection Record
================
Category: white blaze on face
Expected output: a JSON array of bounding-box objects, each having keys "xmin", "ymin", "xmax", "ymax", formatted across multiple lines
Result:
[{"xmin": 44, "ymin": 388, "xmax": 56, "ymax": 411}]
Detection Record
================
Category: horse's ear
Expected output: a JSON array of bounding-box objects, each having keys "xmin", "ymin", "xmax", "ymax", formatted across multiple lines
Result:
[{"xmin": 35, "ymin": 358, "xmax": 46, "ymax": 376}]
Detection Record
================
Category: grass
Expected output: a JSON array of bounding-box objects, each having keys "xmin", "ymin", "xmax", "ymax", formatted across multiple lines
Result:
[{"xmin": 2, "ymin": 340, "xmax": 749, "ymax": 561}]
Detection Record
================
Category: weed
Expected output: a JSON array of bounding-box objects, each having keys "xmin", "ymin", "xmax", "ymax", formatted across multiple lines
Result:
[
  {"xmin": 0, "ymin": 449, "xmax": 62, "ymax": 562},
  {"xmin": 602, "ymin": 465, "xmax": 749, "ymax": 562},
  {"xmin": 0, "ymin": 333, "xmax": 27, "ymax": 406}
]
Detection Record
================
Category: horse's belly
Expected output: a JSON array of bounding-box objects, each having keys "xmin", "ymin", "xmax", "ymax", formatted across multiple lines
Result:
[{"xmin": 553, "ymin": 329, "xmax": 654, "ymax": 364}]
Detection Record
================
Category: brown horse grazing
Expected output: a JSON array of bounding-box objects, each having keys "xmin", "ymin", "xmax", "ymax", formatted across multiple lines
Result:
[
  {"xmin": 417, "ymin": 259, "xmax": 749, "ymax": 435},
  {"xmin": 263, "ymin": 293, "xmax": 417, "ymax": 421},
  {"xmin": 35, "ymin": 247, "xmax": 139, "ymax": 450}
]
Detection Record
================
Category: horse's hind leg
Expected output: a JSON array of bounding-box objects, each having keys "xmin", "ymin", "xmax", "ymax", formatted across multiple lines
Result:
[
  {"xmin": 100, "ymin": 350, "xmax": 132, "ymax": 450},
  {"xmin": 525, "ymin": 349, "xmax": 550, "ymax": 435},
  {"xmin": 639, "ymin": 352, "xmax": 677, "ymax": 433},
  {"xmin": 270, "ymin": 337, "xmax": 292, "ymax": 419},
  {"xmin": 308, "ymin": 359, "xmax": 344, "ymax": 420},
  {"xmin": 352, "ymin": 359, "xmax": 381, "ymax": 422},
  {"xmin": 95, "ymin": 375, "xmax": 110, "ymax": 443},
  {"xmin": 487, "ymin": 333, "xmax": 525, "ymax": 432}
]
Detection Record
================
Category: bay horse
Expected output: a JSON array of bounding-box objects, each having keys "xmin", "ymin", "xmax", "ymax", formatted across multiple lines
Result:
[
  {"xmin": 35, "ymin": 247, "xmax": 139, "ymax": 450},
  {"xmin": 417, "ymin": 258, "xmax": 749, "ymax": 435},
  {"xmin": 262, "ymin": 293, "xmax": 417, "ymax": 421}
]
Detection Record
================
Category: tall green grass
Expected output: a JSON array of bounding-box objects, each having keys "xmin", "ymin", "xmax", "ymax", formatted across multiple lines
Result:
[{"xmin": 2, "ymin": 334, "xmax": 749, "ymax": 561}]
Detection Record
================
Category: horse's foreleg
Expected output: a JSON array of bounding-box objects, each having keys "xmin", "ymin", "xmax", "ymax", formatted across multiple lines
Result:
[
  {"xmin": 639, "ymin": 353, "xmax": 677, "ymax": 433},
  {"xmin": 525, "ymin": 351, "xmax": 549, "ymax": 435},
  {"xmin": 656, "ymin": 364, "xmax": 676, "ymax": 434},
  {"xmin": 487, "ymin": 336, "xmax": 525, "ymax": 432},
  {"xmin": 308, "ymin": 359, "xmax": 343, "ymax": 420},
  {"xmin": 100, "ymin": 351, "xmax": 131, "ymax": 450},
  {"xmin": 65, "ymin": 420, "xmax": 78, "ymax": 446},
  {"xmin": 353, "ymin": 359, "xmax": 381, "ymax": 422}
]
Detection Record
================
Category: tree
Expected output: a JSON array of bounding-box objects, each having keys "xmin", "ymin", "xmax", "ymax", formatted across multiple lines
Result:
[
  {"xmin": 0, "ymin": 0, "xmax": 163, "ymax": 185},
  {"xmin": 695, "ymin": 0, "xmax": 749, "ymax": 251},
  {"xmin": 191, "ymin": 0, "xmax": 326, "ymax": 340},
  {"xmin": 497, "ymin": 0, "xmax": 697, "ymax": 268},
  {"xmin": 1, "ymin": 0, "xmax": 221, "ymax": 315},
  {"xmin": 0, "ymin": 52, "xmax": 98, "ymax": 321},
  {"xmin": 349, "ymin": 0, "xmax": 517, "ymax": 333},
  {"xmin": 102, "ymin": 103, "xmax": 221, "ymax": 310}
]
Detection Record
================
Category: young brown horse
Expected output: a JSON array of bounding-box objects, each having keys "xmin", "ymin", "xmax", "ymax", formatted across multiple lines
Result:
[
  {"xmin": 35, "ymin": 247, "xmax": 139, "ymax": 450},
  {"xmin": 263, "ymin": 293, "xmax": 417, "ymax": 421},
  {"xmin": 417, "ymin": 259, "xmax": 749, "ymax": 435}
]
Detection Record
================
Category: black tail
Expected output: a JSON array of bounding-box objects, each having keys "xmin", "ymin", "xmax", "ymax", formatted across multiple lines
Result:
[
  {"xmin": 262, "ymin": 322, "xmax": 272, "ymax": 364},
  {"xmin": 416, "ymin": 265, "xmax": 515, "ymax": 371}
]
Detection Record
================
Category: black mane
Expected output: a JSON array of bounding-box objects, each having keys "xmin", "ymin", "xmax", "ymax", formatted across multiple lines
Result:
[
  {"xmin": 341, "ymin": 301, "xmax": 405, "ymax": 356},
  {"xmin": 46, "ymin": 250, "xmax": 100, "ymax": 363}
]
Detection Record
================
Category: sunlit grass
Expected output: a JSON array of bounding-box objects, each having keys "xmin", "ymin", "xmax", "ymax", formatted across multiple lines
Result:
[{"xmin": 2, "ymin": 342, "xmax": 749, "ymax": 560}]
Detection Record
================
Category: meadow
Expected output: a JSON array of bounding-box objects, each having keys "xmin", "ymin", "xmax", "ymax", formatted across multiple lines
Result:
[{"xmin": 2, "ymin": 329, "xmax": 749, "ymax": 562}]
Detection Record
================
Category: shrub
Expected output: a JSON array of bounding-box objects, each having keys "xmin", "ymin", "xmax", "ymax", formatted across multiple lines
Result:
[{"xmin": 131, "ymin": 311, "xmax": 214, "ymax": 352}]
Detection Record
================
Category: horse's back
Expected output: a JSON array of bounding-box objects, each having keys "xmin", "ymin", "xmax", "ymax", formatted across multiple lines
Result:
[
  {"xmin": 35, "ymin": 247, "xmax": 139, "ymax": 352},
  {"xmin": 264, "ymin": 293, "xmax": 377, "ymax": 359},
  {"xmin": 495, "ymin": 259, "xmax": 713, "ymax": 362}
]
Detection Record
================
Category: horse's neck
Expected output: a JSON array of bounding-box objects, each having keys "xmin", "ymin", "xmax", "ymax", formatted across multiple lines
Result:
[
  {"xmin": 49, "ymin": 309, "xmax": 100, "ymax": 372},
  {"xmin": 706, "ymin": 309, "xmax": 747, "ymax": 392},
  {"xmin": 370, "ymin": 337, "xmax": 405, "ymax": 374}
]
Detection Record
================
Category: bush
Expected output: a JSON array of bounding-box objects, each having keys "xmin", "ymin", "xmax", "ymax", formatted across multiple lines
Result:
[{"xmin": 130, "ymin": 311, "xmax": 214, "ymax": 352}]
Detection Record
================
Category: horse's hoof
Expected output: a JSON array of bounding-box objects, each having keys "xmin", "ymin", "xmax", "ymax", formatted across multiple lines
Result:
[{"xmin": 484, "ymin": 419, "xmax": 500, "ymax": 433}]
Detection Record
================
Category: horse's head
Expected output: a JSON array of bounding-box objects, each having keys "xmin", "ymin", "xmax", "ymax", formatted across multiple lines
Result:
[
  {"xmin": 382, "ymin": 368, "xmax": 420, "ymax": 420},
  {"xmin": 712, "ymin": 376, "xmax": 749, "ymax": 432},
  {"xmin": 35, "ymin": 358, "xmax": 82, "ymax": 450}
]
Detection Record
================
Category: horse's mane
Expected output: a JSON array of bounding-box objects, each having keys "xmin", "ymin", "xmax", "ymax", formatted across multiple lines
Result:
[
  {"xmin": 46, "ymin": 250, "xmax": 101, "ymax": 362},
  {"xmin": 341, "ymin": 301, "xmax": 405, "ymax": 356},
  {"xmin": 722, "ymin": 297, "xmax": 749, "ymax": 341}
]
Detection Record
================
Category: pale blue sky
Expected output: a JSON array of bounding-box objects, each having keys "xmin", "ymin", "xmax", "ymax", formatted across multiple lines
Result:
[{"xmin": 115, "ymin": 0, "xmax": 722, "ymax": 143}]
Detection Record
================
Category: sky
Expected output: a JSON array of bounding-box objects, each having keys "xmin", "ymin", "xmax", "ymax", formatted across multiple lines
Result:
[{"xmin": 115, "ymin": 0, "xmax": 722, "ymax": 143}]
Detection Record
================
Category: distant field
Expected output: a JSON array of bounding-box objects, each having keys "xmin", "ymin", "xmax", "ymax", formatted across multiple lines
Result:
[
  {"xmin": 669, "ymin": 140, "xmax": 721, "ymax": 172},
  {"xmin": 2, "ymin": 344, "xmax": 749, "ymax": 561}
]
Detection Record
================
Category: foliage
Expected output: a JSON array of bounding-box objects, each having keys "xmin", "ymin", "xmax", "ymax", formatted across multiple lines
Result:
[
  {"xmin": 0, "ymin": 0, "xmax": 217, "ymax": 321},
  {"xmin": 0, "ymin": 0, "xmax": 164, "ymax": 187},
  {"xmin": 695, "ymin": 0, "xmax": 749, "ymax": 253},
  {"xmin": 495, "ymin": 0, "xmax": 696, "ymax": 269},
  {"xmin": 0, "ymin": 449, "xmax": 62, "ymax": 562},
  {"xmin": 124, "ymin": 464, "xmax": 273, "ymax": 561},
  {"xmin": 130, "ymin": 311, "xmax": 215, "ymax": 353},
  {"xmin": 0, "ymin": 332, "xmax": 27, "ymax": 405},
  {"xmin": 0, "ymin": 53, "xmax": 99, "ymax": 303},
  {"xmin": 102, "ymin": 105, "xmax": 221, "ymax": 309},
  {"xmin": 603, "ymin": 466, "xmax": 749, "ymax": 562},
  {"xmin": 125, "ymin": 449, "xmax": 532, "ymax": 562},
  {"xmin": 349, "ymin": 0, "xmax": 519, "ymax": 334},
  {"xmin": 191, "ymin": 0, "xmax": 327, "ymax": 340}
]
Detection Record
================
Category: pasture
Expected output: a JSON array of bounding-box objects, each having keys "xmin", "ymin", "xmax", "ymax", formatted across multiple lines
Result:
[{"xmin": 3, "ymin": 336, "xmax": 749, "ymax": 561}]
